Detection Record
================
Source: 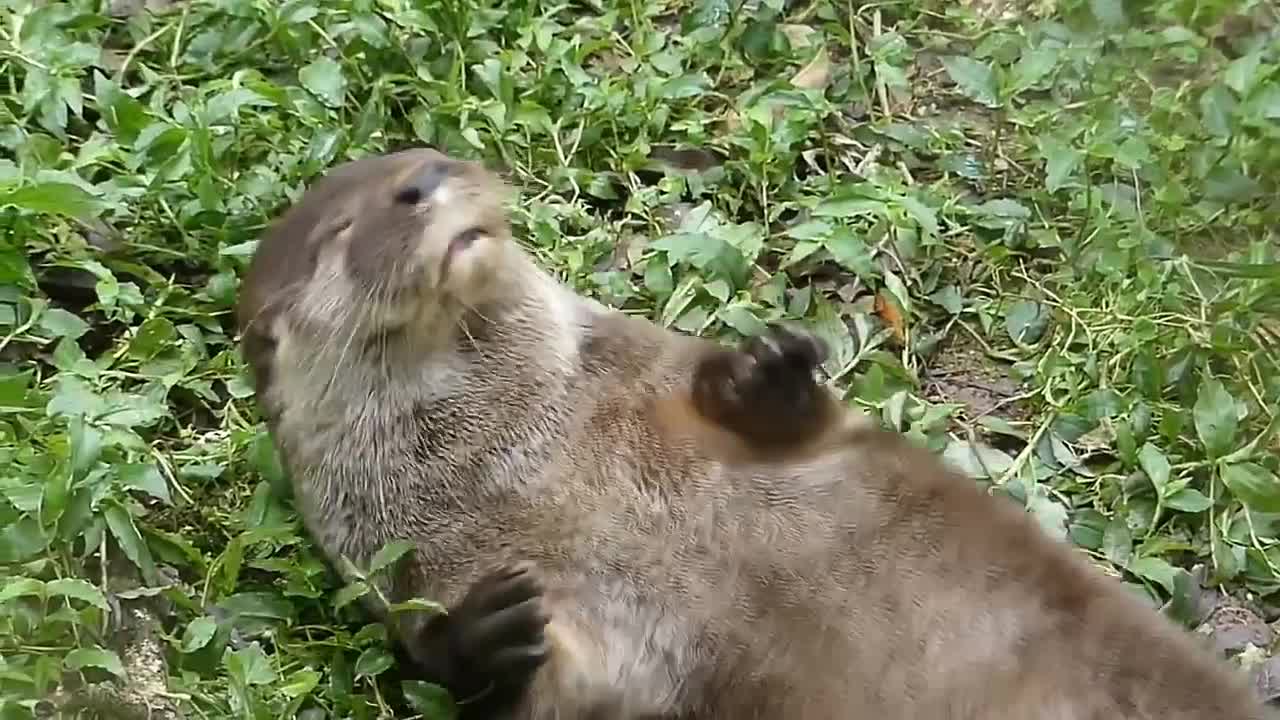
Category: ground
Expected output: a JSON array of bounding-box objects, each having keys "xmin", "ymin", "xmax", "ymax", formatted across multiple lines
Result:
[{"xmin": 2, "ymin": 0, "xmax": 1279, "ymax": 718}]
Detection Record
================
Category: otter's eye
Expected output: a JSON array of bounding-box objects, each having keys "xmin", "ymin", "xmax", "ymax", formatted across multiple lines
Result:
[
  {"xmin": 394, "ymin": 186, "xmax": 422, "ymax": 205},
  {"xmin": 452, "ymin": 227, "xmax": 483, "ymax": 247}
]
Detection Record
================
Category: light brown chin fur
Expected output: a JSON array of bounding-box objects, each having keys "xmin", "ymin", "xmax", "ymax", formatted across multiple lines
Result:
[{"xmin": 237, "ymin": 146, "xmax": 1273, "ymax": 720}]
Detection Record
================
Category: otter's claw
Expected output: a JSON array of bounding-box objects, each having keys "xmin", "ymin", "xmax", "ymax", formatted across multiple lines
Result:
[
  {"xmin": 405, "ymin": 562, "xmax": 549, "ymax": 716},
  {"xmin": 692, "ymin": 324, "xmax": 831, "ymax": 449},
  {"xmin": 448, "ymin": 563, "xmax": 550, "ymax": 684}
]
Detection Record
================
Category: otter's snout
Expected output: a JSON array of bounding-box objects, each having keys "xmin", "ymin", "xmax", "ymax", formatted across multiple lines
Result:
[{"xmin": 393, "ymin": 158, "xmax": 458, "ymax": 206}]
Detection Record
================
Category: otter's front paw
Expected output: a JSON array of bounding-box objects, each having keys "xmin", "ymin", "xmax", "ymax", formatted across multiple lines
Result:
[
  {"xmin": 692, "ymin": 324, "xmax": 831, "ymax": 449},
  {"xmin": 447, "ymin": 563, "xmax": 550, "ymax": 693},
  {"xmin": 406, "ymin": 562, "xmax": 549, "ymax": 713}
]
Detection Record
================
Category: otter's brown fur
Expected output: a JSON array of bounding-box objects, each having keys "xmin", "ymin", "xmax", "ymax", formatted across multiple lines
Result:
[{"xmin": 236, "ymin": 146, "xmax": 1270, "ymax": 719}]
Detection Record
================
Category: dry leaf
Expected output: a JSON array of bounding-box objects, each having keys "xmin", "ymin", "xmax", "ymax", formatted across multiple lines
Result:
[
  {"xmin": 875, "ymin": 291, "xmax": 906, "ymax": 345},
  {"xmin": 790, "ymin": 46, "xmax": 831, "ymax": 91}
]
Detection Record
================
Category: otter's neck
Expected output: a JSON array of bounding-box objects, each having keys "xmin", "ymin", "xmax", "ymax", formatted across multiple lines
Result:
[{"xmin": 266, "ymin": 252, "xmax": 587, "ymax": 506}]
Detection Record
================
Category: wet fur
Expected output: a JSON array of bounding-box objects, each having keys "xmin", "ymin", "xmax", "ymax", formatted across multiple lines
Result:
[{"xmin": 237, "ymin": 147, "xmax": 1270, "ymax": 720}]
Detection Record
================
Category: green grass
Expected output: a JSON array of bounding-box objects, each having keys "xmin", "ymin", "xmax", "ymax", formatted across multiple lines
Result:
[{"xmin": 2, "ymin": 0, "xmax": 1279, "ymax": 717}]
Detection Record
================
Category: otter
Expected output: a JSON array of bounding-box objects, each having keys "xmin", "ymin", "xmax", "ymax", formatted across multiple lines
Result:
[{"xmin": 236, "ymin": 146, "xmax": 1271, "ymax": 719}]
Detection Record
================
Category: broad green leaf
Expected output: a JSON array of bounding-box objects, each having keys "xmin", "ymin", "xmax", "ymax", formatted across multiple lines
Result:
[
  {"xmin": 103, "ymin": 502, "xmax": 156, "ymax": 581},
  {"xmin": 117, "ymin": 463, "xmax": 171, "ymax": 505},
  {"xmin": 217, "ymin": 592, "xmax": 294, "ymax": 623},
  {"xmin": 38, "ymin": 308, "xmax": 90, "ymax": 340},
  {"xmin": 402, "ymin": 680, "xmax": 458, "ymax": 720},
  {"xmin": 1193, "ymin": 376, "xmax": 1238, "ymax": 458},
  {"xmin": 280, "ymin": 668, "xmax": 321, "ymax": 699},
  {"xmin": 46, "ymin": 578, "xmax": 108, "ymax": 610},
  {"xmin": 1039, "ymin": 136, "xmax": 1081, "ymax": 193},
  {"xmin": 1102, "ymin": 517, "xmax": 1132, "ymax": 568},
  {"xmin": 940, "ymin": 56, "xmax": 999, "ymax": 107},
  {"xmin": 822, "ymin": 228, "xmax": 875, "ymax": 278},
  {"xmin": 1004, "ymin": 300, "xmax": 1048, "ymax": 345},
  {"xmin": 128, "ymin": 317, "xmax": 177, "ymax": 360},
  {"xmin": 68, "ymin": 416, "xmax": 103, "ymax": 480},
  {"xmin": 1129, "ymin": 556, "xmax": 1178, "ymax": 594},
  {"xmin": 1162, "ymin": 567, "xmax": 1209, "ymax": 628},
  {"xmin": 180, "ymin": 616, "xmax": 218, "ymax": 653},
  {"xmin": 1025, "ymin": 487, "xmax": 1068, "ymax": 540},
  {"xmin": 1089, "ymin": 0, "xmax": 1127, "ymax": 29},
  {"xmin": 1164, "ymin": 488, "xmax": 1212, "ymax": 513},
  {"xmin": 660, "ymin": 73, "xmax": 710, "ymax": 99},
  {"xmin": 1137, "ymin": 443, "xmax": 1171, "ymax": 495},
  {"xmin": 1221, "ymin": 463, "xmax": 1280, "ymax": 513},
  {"xmin": 1009, "ymin": 46, "xmax": 1060, "ymax": 93},
  {"xmin": 0, "ymin": 516, "xmax": 48, "ymax": 563},
  {"xmin": 299, "ymin": 58, "xmax": 346, "ymax": 108},
  {"xmin": 0, "ymin": 182, "xmax": 103, "ymax": 218},
  {"xmin": 224, "ymin": 642, "xmax": 276, "ymax": 686},
  {"xmin": 64, "ymin": 647, "xmax": 126, "ymax": 679},
  {"xmin": 333, "ymin": 580, "xmax": 370, "ymax": 611},
  {"xmin": 941, "ymin": 439, "xmax": 1016, "ymax": 480},
  {"xmin": 354, "ymin": 646, "xmax": 394, "ymax": 679},
  {"xmin": 367, "ymin": 539, "xmax": 416, "ymax": 576},
  {"xmin": 0, "ymin": 577, "xmax": 44, "ymax": 604},
  {"xmin": 1224, "ymin": 51, "xmax": 1264, "ymax": 97}
]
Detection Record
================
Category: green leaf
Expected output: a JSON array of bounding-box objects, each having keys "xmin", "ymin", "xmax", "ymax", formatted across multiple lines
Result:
[
  {"xmin": 1193, "ymin": 376, "xmax": 1238, "ymax": 458},
  {"xmin": 388, "ymin": 597, "xmax": 447, "ymax": 616},
  {"xmin": 1224, "ymin": 51, "xmax": 1264, "ymax": 97},
  {"xmin": 0, "ymin": 245, "xmax": 35, "ymax": 286},
  {"xmin": 0, "ymin": 577, "xmax": 45, "ymax": 604},
  {"xmin": 660, "ymin": 73, "xmax": 710, "ymax": 99},
  {"xmin": 402, "ymin": 680, "xmax": 458, "ymax": 720},
  {"xmin": 180, "ymin": 616, "xmax": 218, "ymax": 654},
  {"xmin": 280, "ymin": 668, "xmax": 321, "ymax": 699},
  {"xmin": 1102, "ymin": 517, "xmax": 1132, "ymax": 568},
  {"xmin": 103, "ymin": 502, "xmax": 156, "ymax": 581},
  {"xmin": 68, "ymin": 416, "xmax": 104, "ymax": 480},
  {"xmin": 1161, "ymin": 566, "xmax": 1210, "ymax": 628},
  {"xmin": 0, "ymin": 182, "xmax": 103, "ymax": 219},
  {"xmin": 1004, "ymin": 300, "xmax": 1048, "ymax": 345},
  {"xmin": 1039, "ymin": 136, "xmax": 1081, "ymax": 193},
  {"xmin": 128, "ymin": 317, "xmax": 177, "ymax": 360},
  {"xmin": 1129, "ymin": 556, "xmax": 1177, "ymax": 594},
  {"xmin": 941, "ymin": 439, "xmax": 1015, "ymax": 480},
  {"xmin": 299, "ymin": 58, "xmax": 347, "ymax": 108},
  {"xmin": 1025, "ymin": 486, "xmax": 1068, "ymax": 540},
  {"xmin": 1009, "ymin": 46, "xmax": 1059, "ymax": 93},
  {"xmin": 117, "ymin": 463, "xmax": 171, "ymax": 505},
  {"xmin": 46, "ymin": 578, "xmax": 108, "ymax": 610},
  {"xmin": 38, "ymin": 308, "xmax": 90, "ymax": 340},
  {"xmin": 64, "ymin": 647, "xmax": 127, "ymax": 679},
  {"xmin": 367, "ymin": 539, "xmax": 416, "ymax": 576},
  {"xmin": 354, "ymin": 646, "xmax": 394, "ymax": 679},
  {"xmin": 1164, "ymin": 488, "xmax": 1212, "ymax": 513},
  {"xmin": 1220, "ymin": 463, "xmax": 1280, "ymax": 513},
  {"xmin": 1137, "ymin": 443, "xmax": 1171, "ymax": 495},
  {"xmin": 225, "ymin": 642, "xmax": 276, "ymax": 686},
  {"xmin": 822, "ymin": 228, "xmax": 875, "ymax": 278},
  {"xmin": 333, "ymin": 580, "xmax": 370, "ymax": 611},
  {"xmin": 0, "ymin": 516, "xmax": 48, "ymax": 563},
  {"xmin": 1089, "ymin": 0, "xmax": 1127, "ymax": 30},
  {"xmin": 940, "ymin": 56, "xmax": 999, "ymax": 107}
]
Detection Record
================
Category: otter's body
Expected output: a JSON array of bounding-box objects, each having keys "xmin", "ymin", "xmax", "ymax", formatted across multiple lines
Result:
[{"xmin": 238, "ymin": 147, "xmax": 1269, "ymax": 719}]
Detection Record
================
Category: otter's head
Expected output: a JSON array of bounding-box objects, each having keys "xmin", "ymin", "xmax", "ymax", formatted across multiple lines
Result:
[{"xmin": 236, "ymin": 147, "xmax": 518, "ymax": 406}]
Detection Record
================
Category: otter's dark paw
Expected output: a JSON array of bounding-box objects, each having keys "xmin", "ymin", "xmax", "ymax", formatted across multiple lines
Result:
[
  {"xmin": 692, "ymin": 324, "xmax": 831, "ymax": 449},
  {"xmin": 447, "ymin": 563, "xmax": 550, "ymax": 686},
  {"xmin": 405, "ymin": 563, "xmax": 549, "ymax": 714}
]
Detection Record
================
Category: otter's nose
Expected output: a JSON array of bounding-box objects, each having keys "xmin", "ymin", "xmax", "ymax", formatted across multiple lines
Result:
[{"xmin": 393, "ymin": 161, "xmax": 455, "ymax": 206}]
